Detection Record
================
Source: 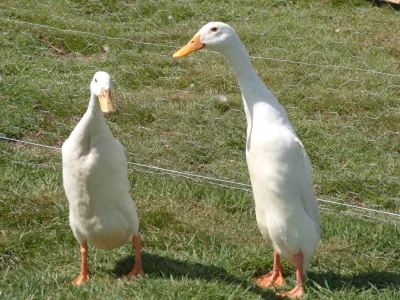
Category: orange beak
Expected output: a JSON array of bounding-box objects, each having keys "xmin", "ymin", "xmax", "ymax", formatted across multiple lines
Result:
[
  {"xmin": 99, "ymin": 88, "xmax": 114, "ymax": 113},
  {"xmin": 173, "ymin": 34, "xmax": 205, "ymax": 58}
]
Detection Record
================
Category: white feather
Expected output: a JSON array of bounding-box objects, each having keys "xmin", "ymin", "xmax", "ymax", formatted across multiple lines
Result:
[
  {"xmin": 197, "ymin": 22, "xmax": 321, "ymax": 273},
  {"xmin": 62, "ymin": 71, "xmax": 139, "ymax": 250}
]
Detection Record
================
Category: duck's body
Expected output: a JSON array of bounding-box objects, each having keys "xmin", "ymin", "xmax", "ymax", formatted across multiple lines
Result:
[
  {"xmin": 174, "ymin": 22, "xmax": 320, "ymax": 298},
  {"xmin": 246, "ymin": 110, "xmax": 320, "ymax": 272},
  {"xmin": 238, "ymin": 64, "xmax": 320, "ymax": 274},
  {"xmin": 62, "ymin": 104, "xmax": 139, "ymax": 250},
  {"xmin": 62, "ymin": 71, "xmax": 143, "ymax": 286}
]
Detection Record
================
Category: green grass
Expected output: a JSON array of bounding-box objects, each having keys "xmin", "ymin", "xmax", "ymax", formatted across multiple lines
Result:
[
  {"xmin": 1, "ymin": 159, "xmax": 400, "ymax": 299},
  {"xmin": 1, "ymin": 0, "xmax": 400, "ymax": 298}
]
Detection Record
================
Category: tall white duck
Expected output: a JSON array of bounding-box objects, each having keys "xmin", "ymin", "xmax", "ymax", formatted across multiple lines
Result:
[
  {"xmin": 62, "ymin": 71, "xmax": 143, "ymax": 286},
  {"xmin": 173, "ymin": 22, "xmax": 320, "ymax": 299}
]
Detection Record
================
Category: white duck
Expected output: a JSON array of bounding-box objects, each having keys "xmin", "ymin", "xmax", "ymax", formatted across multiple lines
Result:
[
  {"xmin": 62, "ymin": 71, "xmax": 143, "ymax": 286},
  {"xmin": 173, "ymin": 22, "xmax": 320, "ymax": 299}
]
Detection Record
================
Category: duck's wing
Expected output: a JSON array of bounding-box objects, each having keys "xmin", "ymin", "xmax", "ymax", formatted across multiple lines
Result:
[
  {"xmin": 113, "ymin": 138, "xmax": 132, "ymax": 186},
  {"xmin": 293, "ymin": 135, "xmax": 321, "ymax": 232},
  {"xmin": 115, "ymin": 139, "xmax": 126, "ymax": 156}
]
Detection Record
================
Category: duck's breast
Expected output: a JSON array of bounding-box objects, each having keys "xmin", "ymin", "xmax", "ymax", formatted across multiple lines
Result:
[
  {"xmin": 246, "ymin": 125, "xmax": 319, "ymax": 265},
  {"xmin": 63, "ymin": 134, "xmax": 139, "ymax": 249}
]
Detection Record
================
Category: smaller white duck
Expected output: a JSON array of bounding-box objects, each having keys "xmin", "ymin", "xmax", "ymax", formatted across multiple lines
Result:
[{"xmin": 62, "ymin": 71, "xmax": 143, "ymax": 286}]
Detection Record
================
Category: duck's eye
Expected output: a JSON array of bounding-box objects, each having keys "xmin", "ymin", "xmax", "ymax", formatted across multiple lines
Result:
[
  {"xmin": 95, "ymin": 78, "xmax": 97, "ymax": 83},
  {"xmin": 210, "ymin": 27, "xmax": 218, "ymax": 32}
]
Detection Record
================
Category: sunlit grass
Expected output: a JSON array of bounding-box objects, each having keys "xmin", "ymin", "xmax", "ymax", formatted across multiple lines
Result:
[{"xmin": 1, "ymin": 0, "xmax": 399, "ymax": 299}]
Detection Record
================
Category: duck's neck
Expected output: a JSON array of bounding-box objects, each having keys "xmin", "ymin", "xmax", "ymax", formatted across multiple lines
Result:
[
  {"xmin": 88, "ymin": 93, "xmax": 103, "ymax": 116},
  {"xmin": 85, "ymin": 93, "xmax": 108, "ymax": 137},
  {"xmin": 221, "ymin": 40, "xmax": 288, "ymax": 127},
  {"xmin": 68, "ymin": 94, "xmax": 105, "ymax": 151},
  {"xmin": 223, "ymin": 41, "xmax": 261, "ymax": 89},
  {"xmin": 82, "ymin": 94, "xmax": 106, "ymax": 135}
]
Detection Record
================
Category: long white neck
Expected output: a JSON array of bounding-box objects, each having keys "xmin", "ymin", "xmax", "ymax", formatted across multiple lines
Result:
[
  {"xmin": 85, "ymin": 93, "xmax": 107, "ymax": 134},
  {"xmin": 221, "ymin": 39, "xmax": 290, "ymax": 128},
  {"xmin": 222, "ymin": 41, "xmax": 260, "ymax": 86},
  {"xmin": 88, "ymin": 93, "xmax": 103, "ymax": 115},
  {"xmin": 68, "ymin": 93, "xmax": 108, "ymax": 151}
]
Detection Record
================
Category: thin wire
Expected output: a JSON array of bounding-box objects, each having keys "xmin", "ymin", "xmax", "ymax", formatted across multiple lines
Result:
[
  {"xmin": 317, "ymin": 199, "xmax": 400, "ymax": 218},
  {"xmin": 1, "ymin": 18, "xmax": 176, "ymax": 48},
  {"xmin": 131, "ymin": 165, "xmax": 253, "ymax": 192},
  {"xmin": 251, "ymin": 56, "xmax": 400, "ymax": 78},
  {"xmin": 319, "ymin": 207, "xmax": 395, "ymax": 224},
  {"xmin": 1, "ymin": 135, "xmax": 399, "ymax": 219},
  {"xmin": 0, "ymin": 136, "xmax": 61, "ymax": 151},
  {"xmin": 3, "ymin": 158, "xmax": 58, "ymax": 170},
  {"xmin": 3, "ymin": 17, "xmax": 400, "ymax": 78},
  {"xmin": 0, "ymin": 136, "xmax": 250, "ymax": 186},
  {"xmin": 127, "ymin": 162, "xmax": 252, "ymax": 187}
]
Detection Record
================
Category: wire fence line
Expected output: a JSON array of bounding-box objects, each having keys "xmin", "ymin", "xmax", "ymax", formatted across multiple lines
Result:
[
  {"xmin": 1, "ymin": 135, "xmax": 400, "ymax": 223},
  {"xmin": 1, "ymin": 18, "xmax": 178, "ymax": 49},
  {"xmin": 1, "ymin": 1, "xmax": 399, "ymax": 223},
  {"xmin": 3, "ymin": 17, "xmax": 400, "ymax": 78}
]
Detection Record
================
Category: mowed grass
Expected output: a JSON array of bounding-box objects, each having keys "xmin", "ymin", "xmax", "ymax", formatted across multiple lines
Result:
[
  {"xmin": 1, "ymin": 0, "xmax": 400, "ymax": 299},
  {"xmin": 1, "ymin": 158, "xmax": 400, "ymax": 299}
]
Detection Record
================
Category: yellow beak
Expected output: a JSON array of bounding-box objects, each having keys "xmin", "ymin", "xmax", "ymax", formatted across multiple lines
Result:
[
  {"xmin": 173, "ymin": 34, "xmax": 205, "ymax": 58},
  {"xmin": 99, "ymin": 89, "xmax": 114, "ymax": 113}
]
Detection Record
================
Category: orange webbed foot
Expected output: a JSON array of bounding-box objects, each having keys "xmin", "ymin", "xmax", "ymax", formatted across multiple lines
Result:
[
  {"xmin": 120, "ymin": 235, "xmax": 144, "ymax": 281},
  {"xmin": 124, "ymin": 266, "xmax": 144, "ymax": 278},
  {"xmin": 253, "ymin": 270, "xmax": 285, "ymax": 288},
  {"xmin": 72, "ymin": 243, "xmax": 90, "ymax": 286},
  {"xmin": 120, "ymin": 264, "xmax": 144, "ymax": 281},
  {"xmin": 71, "ymin": 273, "xmax": 90, "ymax": 286},
  {"xmin": 276, "ymin": 284, "xmax": 304, "ymax": 299}
]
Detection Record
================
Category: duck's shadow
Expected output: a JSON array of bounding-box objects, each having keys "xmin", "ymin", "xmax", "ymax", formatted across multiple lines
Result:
[
  {"xmin": 308, "ymin": 270, "xmax": 400, "ymax": 291},
  {"xmin": 113, "ymin": 254, "xmax": 400, "ymax": 297},
  {"xmin": 113, "ymin": 252, "xmax": 280, "ymax": 299}
]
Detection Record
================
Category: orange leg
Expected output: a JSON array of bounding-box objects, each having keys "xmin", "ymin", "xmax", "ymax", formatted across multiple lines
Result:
[
  {"xmin": 253, "ymin": 251, "xmax": 285, "ymax": 288},
  {"xmin": 277, "ymin": 252, "xmax": 305, "ymax": 299},
  {"xmin": 124, "ymin": 235, "xmax": 144, "ymax": 278},
  {"xmin": 72, "ymin": 243, "xmax": 90, "ymax": 286}
]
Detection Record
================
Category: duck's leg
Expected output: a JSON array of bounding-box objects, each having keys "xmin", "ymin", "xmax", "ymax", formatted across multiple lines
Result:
[
  {"xmin": 72, "ymin": 243, "xmax": 90, "ymax": 286},
  {"xmin": 253, "ymin": 251, "xmax": 285, "ymax": 288},
  {"xmin": 124, "ymin": 235, "xmax": 144, "ymax": 277},
  {"xmin": 277, "ymin": 252, "xmax": 305, "ymax": 299}
]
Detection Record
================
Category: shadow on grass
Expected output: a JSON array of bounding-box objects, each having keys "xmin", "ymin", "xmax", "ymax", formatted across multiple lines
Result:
[
  {"xmin": 113, "ymin": 253, "xmax": 281, "ymax": 299},
  {"xmin": 372, "ymin": 0, "xmax": 400, "ymax": 10},
  {"xmin": 309, "ymin": 270, "xmax": 400, "ymax": 291}
]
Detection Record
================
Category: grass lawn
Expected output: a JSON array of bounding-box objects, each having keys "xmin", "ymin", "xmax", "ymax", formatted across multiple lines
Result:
[{"xmin": 1, "ymin": 0, "xmax": 399, "ymax": 299}]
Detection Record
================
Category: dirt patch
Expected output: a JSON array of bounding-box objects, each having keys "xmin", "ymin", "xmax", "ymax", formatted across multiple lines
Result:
[{"xmin": 36, "ymin": 32, "xmax": 105, "ymax": 58}]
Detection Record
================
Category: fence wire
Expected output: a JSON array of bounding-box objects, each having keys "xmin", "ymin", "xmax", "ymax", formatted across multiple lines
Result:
[
  {"xmin": 1, "ymin": 135, "xmax": 400, "ymax": 226},
  {"xmin": 1, "ymin": 1, "xmax": 399, "ymax": 223}
]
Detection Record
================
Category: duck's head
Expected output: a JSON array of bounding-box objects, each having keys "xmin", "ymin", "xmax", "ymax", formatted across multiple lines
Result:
[
  {"xmin": 90, "ymin": 71, "xmax": 114, "ymax": 113},
  {"xmin": 173, "ymin": 22, "xmax": 239, "ymax": 58}
]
